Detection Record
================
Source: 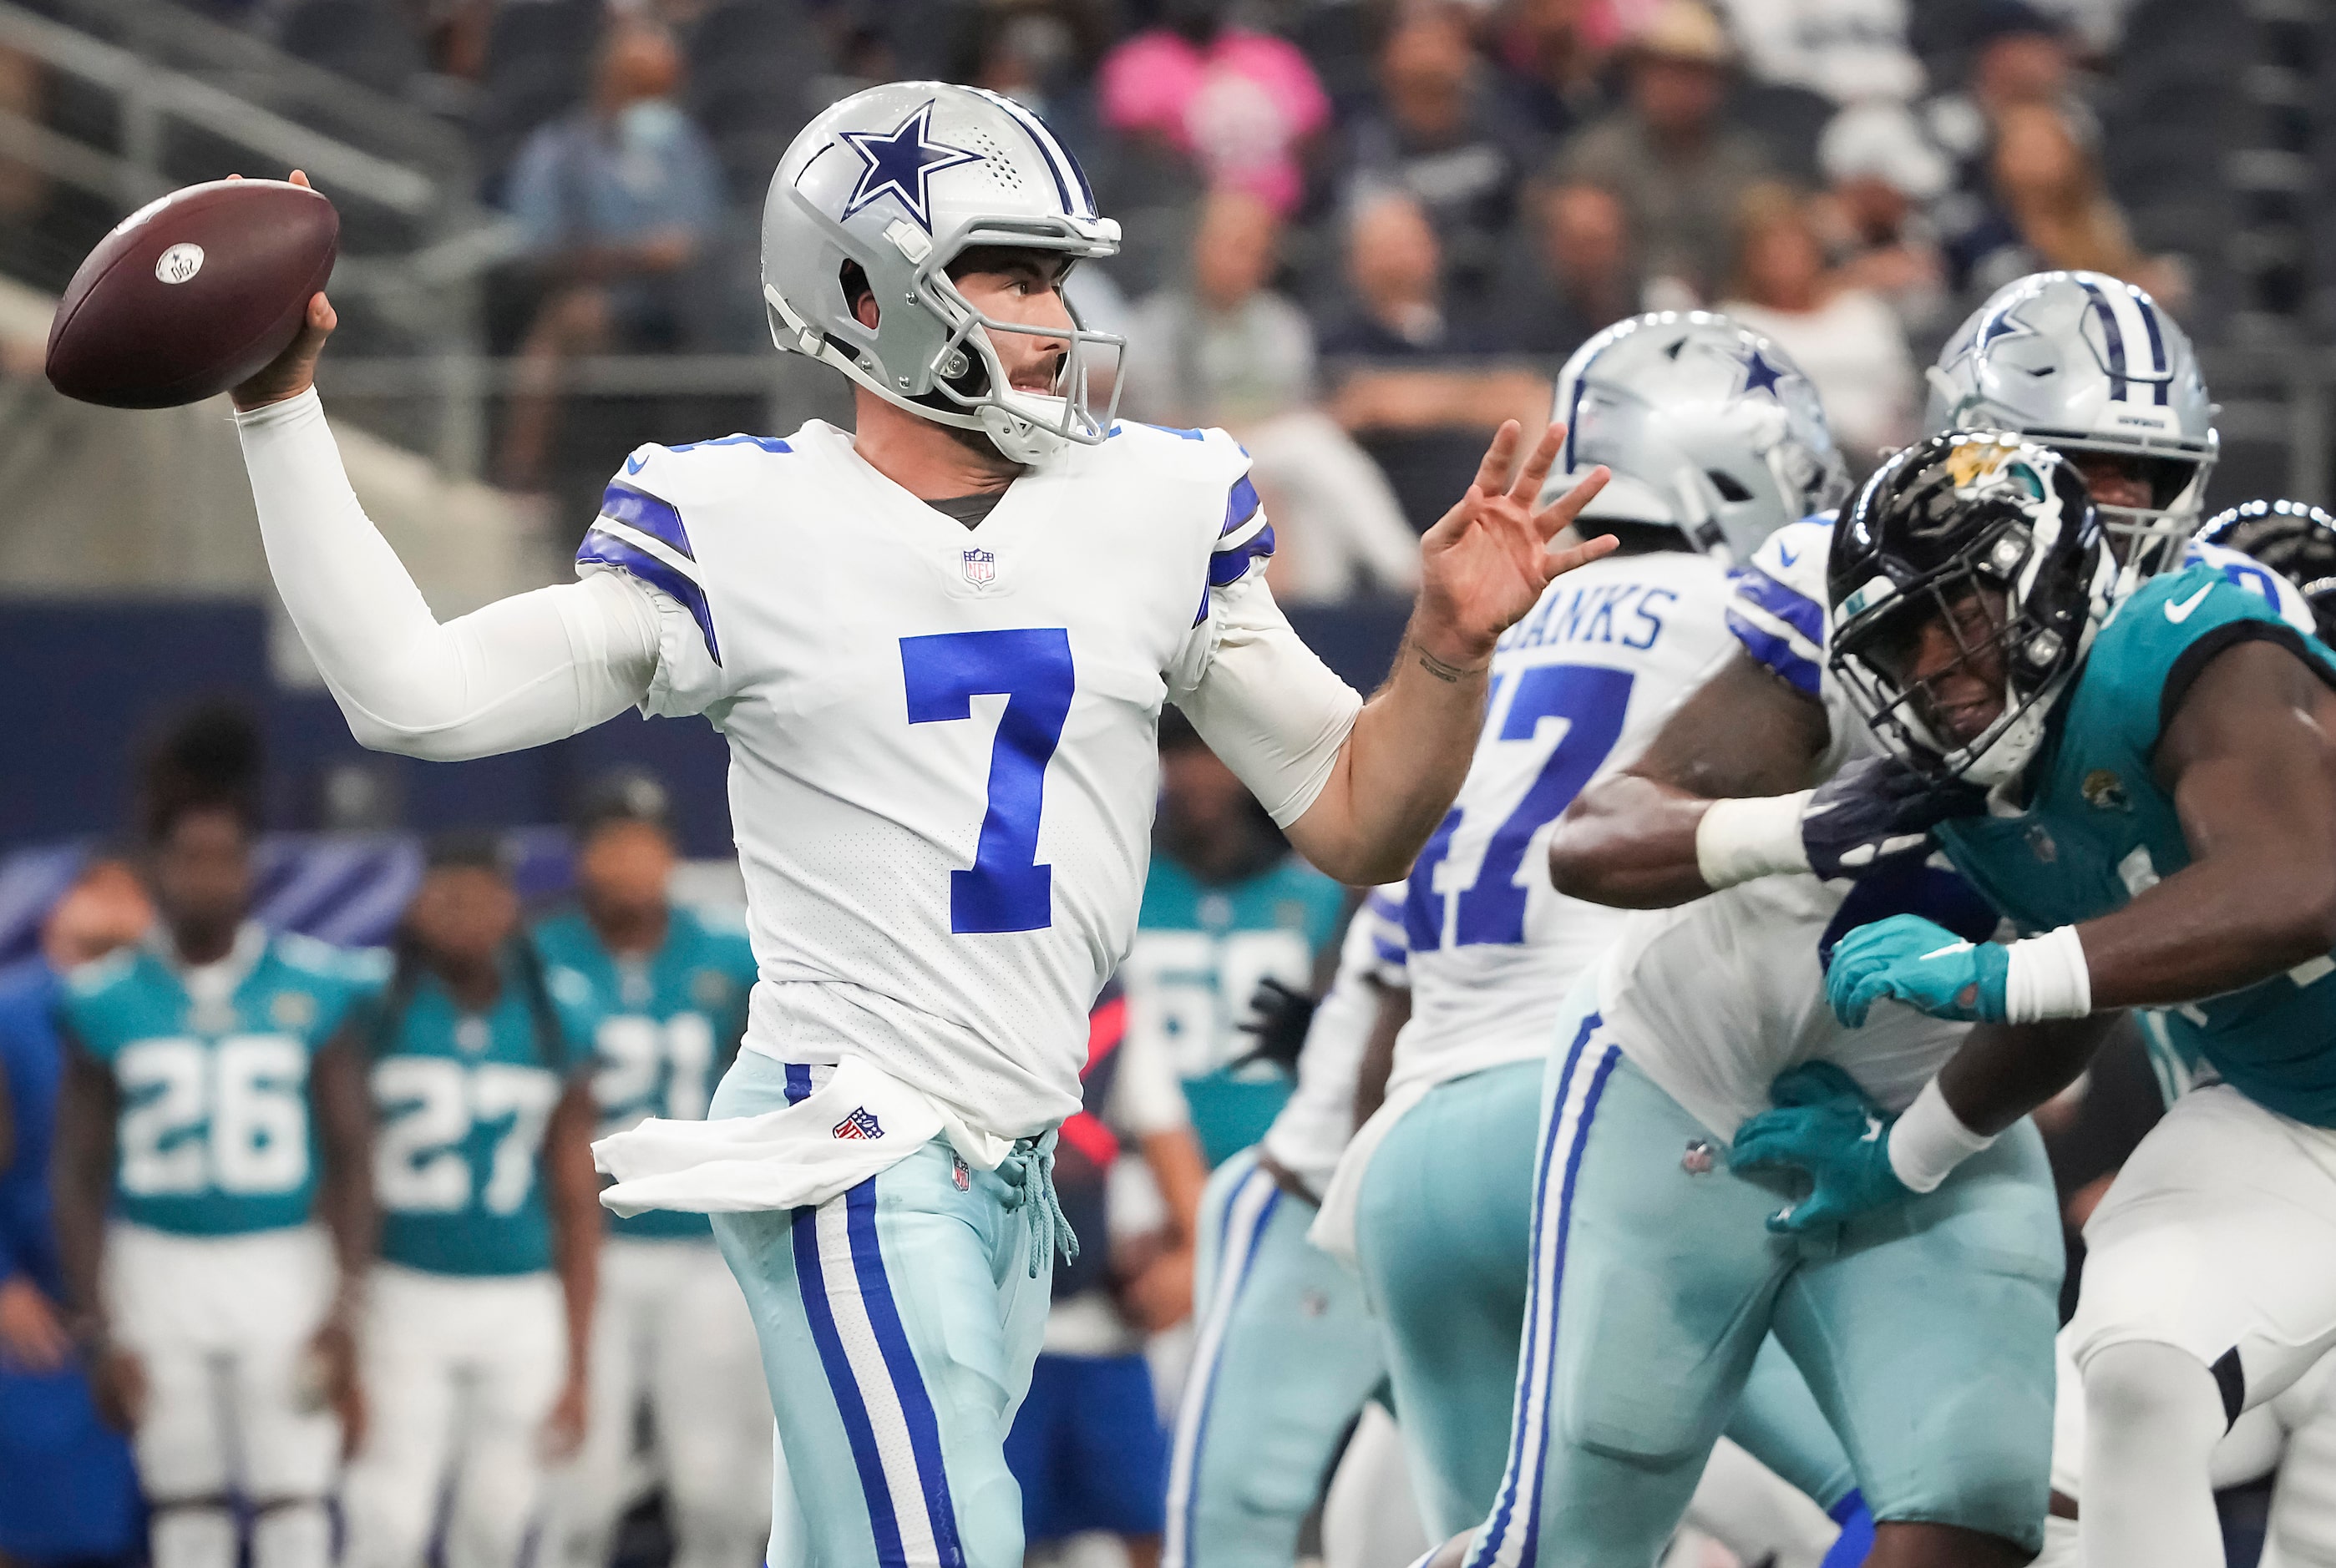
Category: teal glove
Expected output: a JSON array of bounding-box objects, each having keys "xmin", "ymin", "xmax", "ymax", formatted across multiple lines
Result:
[
  {"xmin": 1826, "ymin": 913, "xmax": 2010, "ymax": 1028},
  {"xmin": 1730, "ymin": 1062, "xmax": 1913, "ymax": 1233}
]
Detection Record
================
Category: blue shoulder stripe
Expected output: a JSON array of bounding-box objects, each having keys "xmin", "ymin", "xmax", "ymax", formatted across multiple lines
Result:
[
  {"xmin": 1219, "ymin": 476, "xmax": 1263, "ymax": 539},
  {"xmin": 1728, "ymin": 564, "xmax": 1825, "ymax": 650},
  {"xmin": 1725, "ymin": 607, "xmax": 1820, "ymax": 695},
  {"xmin": 1207, "ymin": 523, "xmax": 1276, "ymax": 589},
  {"xmin": 599, "ymin": 483, "xmax": 697, "ymax": 562},
  {"xmin": 578, "ymin": 526, "xmax": 722, "ymax": 666}
]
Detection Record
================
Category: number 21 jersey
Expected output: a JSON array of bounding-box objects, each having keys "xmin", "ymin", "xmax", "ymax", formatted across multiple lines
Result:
[{"xmin": 575, "ymin": 419, "xmax": 1344, "ymax": 1141}]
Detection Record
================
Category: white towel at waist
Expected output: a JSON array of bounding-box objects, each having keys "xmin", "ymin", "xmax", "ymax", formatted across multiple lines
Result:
[
  {"xmin": 1307, "ymin": 1076, "xmax": 1432, "ymax": 1272},
  {"xmin": 593, "ymin": 1056, "xmax": 1018, "ymax": 1216}
]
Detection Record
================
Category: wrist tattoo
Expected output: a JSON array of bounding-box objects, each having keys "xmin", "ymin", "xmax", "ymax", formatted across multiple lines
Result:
[{"xmin": 1412, "ymin": 642, "xmax": 1482, "ymax": 684}]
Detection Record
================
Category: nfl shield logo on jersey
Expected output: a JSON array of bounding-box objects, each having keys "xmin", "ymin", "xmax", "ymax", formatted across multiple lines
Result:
[
  {"xmin": 832, "ymin": 1106, "xmax": 884, "ymax": 1141},
  {"xmin": 963, "ymin": 548, "xmax": 996, "ymax": 585}
]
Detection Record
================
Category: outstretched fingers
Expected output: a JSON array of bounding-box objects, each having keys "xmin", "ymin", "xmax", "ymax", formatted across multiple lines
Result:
[
  {"xmin": 1508, "ymin": 422, "xmax": 1567, "ymax": 507},
  {"xmin": 1472, "ymin": 419, "xmax": 1524, "ymax": 496},
  {"xmin": 1531, "ymin": 463, "xmax": 1612, "ymax": 540}
]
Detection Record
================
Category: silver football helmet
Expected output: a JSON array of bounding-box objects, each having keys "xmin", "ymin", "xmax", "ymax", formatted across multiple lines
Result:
[
  {"xmin": 1537, "ymin": 311, "xmax": 1850, "ymax": 564},
  {"xmin": 1925, "ymin": 271, "xmax": 2217, "ymax": 586},
  {"xmin": 762, "ymin": 82, "xmax": 1124, "ymax": 465}
]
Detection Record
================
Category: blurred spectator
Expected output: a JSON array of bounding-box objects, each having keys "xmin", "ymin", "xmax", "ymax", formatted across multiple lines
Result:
[
  {"xmin": 1340, "ymin": 4, "xmax": 1538, "ymax": 297},
  {"xmin": 1711, "ymin": 0, "xmax": 1924, "ymax": 105},
  {"xmin": 1320, "ymin": 188, "xmax": 1483, "ymax": 360},
  {"xmin": 1484, "ymin": 179, "xmax": 1641, "ymax": 357},
  {"xmin": 1122, "ymin": 189, "xmax": 1421, "ymax": 603},
  {"xmin": 1489, "ymin": 0, "xmax": 1611, "ymax": 142},
  {"xmin": 1812, "ymin": 99, "xmax": 1952, "ymax": 341},
  {"xmin": 0, "ymin": 860, "xmax": 148, "ymax": 1568},
  {"xmin": 1947, "ymin": 100, "xmax": 2185, "ymax": 306},
  {"xmin": 1557, "ymin": 0, "xmax": 1776, "ymax": 301},
  {"xmin": 1718, "ymin": 183, "xmax": 1918, "ymax": 465},
  {"xmin": 1097, "ymin": 0, "xmax": 1331, "ymax": 217},
  {"xmin": 1321, "ymin": 190, "xmax": 1552, "ymax": 529},
  {"xmin": 946, "ymin": 0, "xmax": 1110, "ymax": 129},
  {"xmin": 499, "ymin": 18, "xmax": 724, "ymax": 490},
  {"xmin": 1005, "ymin": 981, "xmax": 1203, "ymax": 1566},
  {"xmin": 1122, "ymin": 187, "xmax": 1319, "ymax": 430},
  {"xmin": 1916, "ymin": 1, "xmax": 2094, "ymax": 191}
]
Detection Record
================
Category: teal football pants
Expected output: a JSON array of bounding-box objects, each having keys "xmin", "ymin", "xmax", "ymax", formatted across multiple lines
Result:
[
  {"xmin": 1355, "ymin": 1060, "xmax": 1857, "ymax": 1540},
  {"xmin": 1164, "ymin": 1147, "xmax": 1388, "ymax": 1568},
  {"xmin": 1461, "ymin": 985, "xmax": 2063, "ymax": 1568},
  {"xmin": 707, "ymin": 1055, "xmax": 1051, "ymax": 1568}
]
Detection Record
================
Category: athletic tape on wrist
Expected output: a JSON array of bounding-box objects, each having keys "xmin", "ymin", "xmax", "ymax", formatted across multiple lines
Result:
[
  {"xmin": 2004, "ymin": 924, "xmax": 2093, "ymax": 1024},
  {"xmin": 1886, "ymin": 1076, "xmax": 1996, "ymax": 1194},
  {"xmin": 1695, "ymin": 792, "xmax": 1815, "ymax": 890}
]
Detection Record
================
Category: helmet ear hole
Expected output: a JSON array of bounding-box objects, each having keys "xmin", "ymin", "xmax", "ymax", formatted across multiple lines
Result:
[{"xmin": 839, "ymin": 261, "xmax": 877, "ymax": 329}]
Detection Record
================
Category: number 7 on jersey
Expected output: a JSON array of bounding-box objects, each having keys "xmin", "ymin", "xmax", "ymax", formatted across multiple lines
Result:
[{"xmin": 901, "ymin": 629, "xmax": 1076, "ymax": 934}]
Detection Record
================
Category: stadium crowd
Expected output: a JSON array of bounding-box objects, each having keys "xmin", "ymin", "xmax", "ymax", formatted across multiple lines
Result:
[{"xmin": 225, "ymin": 0, "xmax": 2197, "ymax": 579}]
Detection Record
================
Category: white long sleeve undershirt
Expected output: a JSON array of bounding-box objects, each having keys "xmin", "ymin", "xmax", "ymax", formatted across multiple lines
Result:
[{"xmin": 235, "ymin": 388, "xmax": 659, "ymax": 761}]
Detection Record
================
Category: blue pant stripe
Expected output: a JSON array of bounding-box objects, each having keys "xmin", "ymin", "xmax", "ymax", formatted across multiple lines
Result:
[
  {"xmin": 1164, "ymin": 1166, "xmax": 1281, "ymax": 1568},
  {"xmin": 1468, "ymin": 1019, "xmax": 1614, "ymax": 1568},
  {"xmin": 845, "ymin": 1179, "xmax": 969, "ymax": 1568},
  {"xmin": 1512, "ymin": 1044, "xmax": 1619, "ymax": 1568},
  {"xmin": 792, "ymin": 1192, "xmax": 910, "ymax": 1567}
]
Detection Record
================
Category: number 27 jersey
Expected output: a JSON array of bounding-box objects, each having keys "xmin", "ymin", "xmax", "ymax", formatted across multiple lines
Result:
[{"xmin": 576, "ymin": 419, "xmax": 1332, "ymax": 1141}]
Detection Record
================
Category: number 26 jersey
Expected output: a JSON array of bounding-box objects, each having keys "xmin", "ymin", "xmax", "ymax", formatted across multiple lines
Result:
[{"xmin": 575, "ymin": 419, "xmax": 1358, "ymax": 1141}]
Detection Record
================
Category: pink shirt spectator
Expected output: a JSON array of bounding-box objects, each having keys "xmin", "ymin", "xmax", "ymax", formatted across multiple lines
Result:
[{"xmin": 1097, "ymin": 27, "xmax": 1330, "ymax": 215}]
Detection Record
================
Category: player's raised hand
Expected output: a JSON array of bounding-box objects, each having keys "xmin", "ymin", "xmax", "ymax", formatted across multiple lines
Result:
[
  {"xmin": 1413, "ymin": 421, "xmax": 1614, "ymax": 673},
  {"xmin": 229, "ymin": 169, "xmax": 337, "ymax": 411}
]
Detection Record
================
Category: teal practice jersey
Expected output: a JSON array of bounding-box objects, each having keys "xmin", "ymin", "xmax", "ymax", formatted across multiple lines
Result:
[
  {"xmin": 533, "ymin": 905, "xmax": 757, "ymax": 1238},
  {"xmin": 1936, "ymin": 564, "xmax": 2336, "ymax": 1126},
  {"xmin": 1127, "ymin": 855, "xmax": 1347, "ymax": 1166},
  {"xmin": 365, "ymin": 953, "xmax": 595, "ymax": 1276},
  {"xmin": 57, "ymin": 926, "xmax": 378, "ymax": 1237}
]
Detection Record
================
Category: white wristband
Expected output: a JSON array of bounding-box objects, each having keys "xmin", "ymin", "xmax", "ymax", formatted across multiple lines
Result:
[
  {"xmin": 2004, "ymin": 924, "xmax": 2093, "ymax": 1024},
  {"xmin": 1886, "ymin": 1077, "xmax": 1996, "ymax": 1194},
  {"xmin": 1695, "ymin": 792, "xmax": 1815, "ymax": 890}
]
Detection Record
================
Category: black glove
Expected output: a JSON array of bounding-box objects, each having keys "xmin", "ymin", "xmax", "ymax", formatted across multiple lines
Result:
[
  {"xmin": 1231, "ymin": 977, "xmax": 1317, "ymax": 1073},
  {"xmin": 1800, "ymin": 756, "xmax": 1987, "ymax": 881}
]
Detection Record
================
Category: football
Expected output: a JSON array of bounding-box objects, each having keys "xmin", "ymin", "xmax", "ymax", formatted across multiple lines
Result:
[{"xmin": 44, "ymin": 178, "xmax": 338, "ymax": 409}]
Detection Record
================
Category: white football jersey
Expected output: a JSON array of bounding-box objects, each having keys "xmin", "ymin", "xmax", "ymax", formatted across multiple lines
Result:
[
  {"xmin": 575, "ymin": 419, "xmax": 1354, "ymax": 1140},
  {"xmin": 1386, "ymin": 550, "xmax": 1740, "ymax": 1099},
  {"xmin": 1599, "ymin": 519, "xmax": 1989, "ymax": 1141},
  {"xmin": 1260, "ymin": 886, "xmax": 1407, "ymax": 1196}
]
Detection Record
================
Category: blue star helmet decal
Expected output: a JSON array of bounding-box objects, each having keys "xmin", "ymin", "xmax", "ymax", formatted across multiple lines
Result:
[
  {"xmin": 1738, "ymin": 344, "xmax": 1788, "ymax": 399},
  {"xmin": 839, "ymin": 100, "xmax": 984, "ymax": 233}
]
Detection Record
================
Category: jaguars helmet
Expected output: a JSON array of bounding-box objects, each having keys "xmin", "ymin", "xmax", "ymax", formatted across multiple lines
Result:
[
  {"xmin": 1538, "ymin": 311, "xmax": 1849, "ymax": 564},
  {"xmin": 2197, "ymin": 498, "xmax": 2336, "ymax": 643},
  {"xmin": 1926, "ymin": 271, "xmax": 2216, "ymax": 585},
  {"xmin": 762, "ymin": 82, "xmax": 1123, "ymax": 465},
  {"xmin": 1828, "ymin": 432, "xmax": 2117, "ymax": 788}
]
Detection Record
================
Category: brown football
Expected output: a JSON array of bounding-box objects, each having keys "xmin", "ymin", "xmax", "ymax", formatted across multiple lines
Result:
[{"xmin": 45, "ymin": 179, "xmax": 338, "ymax": 409}]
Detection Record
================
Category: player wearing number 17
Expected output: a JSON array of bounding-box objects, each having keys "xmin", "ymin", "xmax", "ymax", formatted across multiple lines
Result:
[{"xmin": 225, "ymin": 81, "xmax": 1614, "ymax": 1568}]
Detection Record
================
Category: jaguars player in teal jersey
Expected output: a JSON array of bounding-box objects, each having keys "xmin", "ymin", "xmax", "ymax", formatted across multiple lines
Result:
[
  {"xmin": 1128, "ymin": 710, "xmax": 1349, "ymax": 1167},
  {"xmin": 342, "ymin": 837, "xmax": 601, "ymax": 1568},
  {"xmin": 1730, "ymin": 434, "xmax": 2336, "ymax": 1568},
  {"xmin": 49, "ymin": 708, "xmax": 378, "ymax": 1568},
  {"xmin": 534, "ymin": 776, "xmax": 776, "ymax": 1568}
]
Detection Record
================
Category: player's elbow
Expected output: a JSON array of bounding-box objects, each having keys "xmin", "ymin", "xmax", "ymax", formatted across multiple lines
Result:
[
  {"xmin": 1313, "ymin": 839, "xmax": 1418, "ymax": 888},
  {"xmin": 2276, "ymin": 866, "xmax": 2336, "ymax": 959}
]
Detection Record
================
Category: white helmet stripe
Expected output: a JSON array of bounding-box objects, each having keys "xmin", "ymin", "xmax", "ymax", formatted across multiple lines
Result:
[{"xmin": 970, "ymin": 87, "xmax": 1092, "ymax": 218}]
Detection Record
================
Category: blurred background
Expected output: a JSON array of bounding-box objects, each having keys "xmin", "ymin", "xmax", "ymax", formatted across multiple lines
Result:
[{"xmin": 0, "ymin": 0, "xmax": 2328, "ymax": 894}]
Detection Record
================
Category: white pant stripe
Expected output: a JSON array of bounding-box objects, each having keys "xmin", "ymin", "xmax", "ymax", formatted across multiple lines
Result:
[
  {"xmin": 1163, "ymin": 1165, "xmax": 1281, "ymax": 1568},
  {"xmin": 812, "ymin": 1199, "xmax": 943, "ymax": 1566},
  {"xmin": 1476, "ymin": 1035, "xmax": 1619, "ymax": 1568}
]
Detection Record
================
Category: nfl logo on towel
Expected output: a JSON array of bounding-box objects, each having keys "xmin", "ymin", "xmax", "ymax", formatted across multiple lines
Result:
[
  {"xmin": 832, "ymin": 1106, "xmax": 884, "ymax": 1141},
  {"xmin": 962, "ymin": 548, "xmax": 996, "ymax": 585}
]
